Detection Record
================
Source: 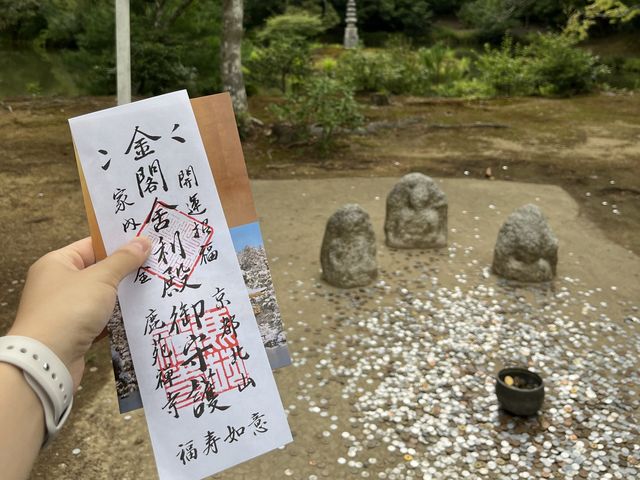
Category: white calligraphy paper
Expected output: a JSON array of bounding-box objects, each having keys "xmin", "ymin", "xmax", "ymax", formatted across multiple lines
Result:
[{"xmin": 70, "ymin": 91, "xmax": 292, "ymax": 480}]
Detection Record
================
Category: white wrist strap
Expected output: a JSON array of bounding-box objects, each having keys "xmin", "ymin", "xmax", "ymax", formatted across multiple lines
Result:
[{"xmin": 0, "ymin": 335, "xmax": 74, "ymax": 447}]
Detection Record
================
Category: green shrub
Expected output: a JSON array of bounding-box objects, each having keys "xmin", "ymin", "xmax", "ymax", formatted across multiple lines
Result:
[
  {"xmin": 335, "ymin": 48, "xmax": 391, "ymax": 93},
  {"xmin": 432, "ymin": 78, "xmax": 494, "ymax": 98},
  {"xmin": 476, "ymin": 37, "xmax": 533, "ymax": 96},
  {"xmin": 336, "ymin": 43, "xmax": 471, "ymax": 96},
  {"xmin": 317, "ymin": 57, "xmax": 338, "ymax": 74},
  {"xmin": 247, "ymin": 37, "xmax": 313, "ymax": 93},
  {"xmin": 25, "ymin": 80, "xmax": 42, "ymax": 96},
  {"xmin": 247, "ymin": 11, "xmax": 324, "ymax": 93},
  {"xmin": 257, "ymin": 9, "xmax": 324, "ymax": 41},
  {"xmin": 333, "ymin": 33, "xmax": 608, "ymax": 100},
  {"xmin": 270, "ymin": 75, "xmax": 363, "ymax": 153},
  {"xmin": 373, "ymin": 44, "xmax": 416, "ymax": 94},
  {"xmin": 477, "ymin": 34, "xmax": 608, "ymax": 97},
  {"xmin": 524, "ymin": 33, "xmax": 609, "ymax": 96},
  {"xmin": 415, "ymin": 44, "xmax": 470, "ymax": 89},
  {"xmin": 624, "ymin": 58, "xmax": 640, "ymax": 74}
]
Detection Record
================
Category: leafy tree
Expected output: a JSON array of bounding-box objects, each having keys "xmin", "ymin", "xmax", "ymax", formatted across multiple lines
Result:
[
  {"xmin": 54, "ymin": 1, "xmax": 117, "ymax": 94},
  {"xmin": 38, "ymin": 0, "xmax": 221, "ymax": 96},
  {"xmin": 247, "ymin": 10, "xmax": 324, "ymax": 93},
  {"xmin": 0, "ymin": 0, "xmax": 44, "ymax": 43},
  {"xmin": 132, "ymin": 0, "xmax": 222, "ymax": 95},
  {"xmin": 565, "ymin": 0, "xmax": 640, "ymax": 39},
  {"xmin": 37, "ymin": 0, "xmax": 84, "ymax": 48}
]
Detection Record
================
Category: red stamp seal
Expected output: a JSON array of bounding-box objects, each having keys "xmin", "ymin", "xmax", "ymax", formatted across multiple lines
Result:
[
  {"xmin": 137, "ymin": 199, "xmax": 213, "ymax": 288},
  {"xmin": 153, "ymin": 305, "xmax": 252, "ymax": 415}
]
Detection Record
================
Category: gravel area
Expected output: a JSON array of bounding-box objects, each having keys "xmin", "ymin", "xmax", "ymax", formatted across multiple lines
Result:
[{"xmin": 29, "ymin": 178, "xmax": 639, "ymax": 480}]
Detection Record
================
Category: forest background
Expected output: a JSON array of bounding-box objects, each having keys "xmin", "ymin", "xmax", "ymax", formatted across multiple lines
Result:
[{"xmin": 1, "ymin": 0, "xmax": 639, "ymax": 102}]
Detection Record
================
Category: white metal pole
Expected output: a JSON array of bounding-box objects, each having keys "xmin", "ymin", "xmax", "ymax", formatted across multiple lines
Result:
[{"xmin": 115, "ymin": 0, "xmax": 131, "ymax": 105}]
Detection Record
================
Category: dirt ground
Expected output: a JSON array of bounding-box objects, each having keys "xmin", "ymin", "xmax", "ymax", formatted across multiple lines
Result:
[
  {"xmin": 0, "ymin": 93, "xmax": 638, "ymax": 478},
  {"xmin": 245, "ymin": 92, "xmax": 640, "ymax": 256},
  {"xmin": 2, "ymin": 91, "xmax": 637, "ymax": 271}
]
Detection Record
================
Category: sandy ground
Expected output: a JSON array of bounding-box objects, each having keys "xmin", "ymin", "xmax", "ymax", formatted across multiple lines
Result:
[{"xmin": 24, "ymin": 177, "xmax": 639, "ymax": 480}]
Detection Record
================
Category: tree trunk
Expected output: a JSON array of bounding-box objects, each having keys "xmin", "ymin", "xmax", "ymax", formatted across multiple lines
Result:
[{"xmin": 221, "ymin": 0, "xmax": 248, "ymax": 117}]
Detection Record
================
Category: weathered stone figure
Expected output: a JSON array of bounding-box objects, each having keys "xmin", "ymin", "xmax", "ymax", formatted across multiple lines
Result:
[
  {"xmin": 321, "ymin": 204, "xmax": 377, "ymax": 288},
  {"xmin": 492, "ymin": 204, "xmax": 558, "ymax": 282},
  {"xmin": 385, "ymin": 173, "xmax": 448, "ymax": 249}
]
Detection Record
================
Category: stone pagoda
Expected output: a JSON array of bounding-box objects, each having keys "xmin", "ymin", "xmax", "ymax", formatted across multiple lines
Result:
[{"xmin": 343, "ymin": 0, "xmax": 359, "ymax": 49}]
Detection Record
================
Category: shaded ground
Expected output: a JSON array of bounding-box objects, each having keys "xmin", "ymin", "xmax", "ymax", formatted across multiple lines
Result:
[{"xmin": 0, "ymin": 94, "xmax": 638, "ymax": 478}]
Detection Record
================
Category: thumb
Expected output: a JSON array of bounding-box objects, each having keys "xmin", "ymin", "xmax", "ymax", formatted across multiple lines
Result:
[{"xmin": 89, "ymin": 236, "xmax": 152, "ymax": 288}]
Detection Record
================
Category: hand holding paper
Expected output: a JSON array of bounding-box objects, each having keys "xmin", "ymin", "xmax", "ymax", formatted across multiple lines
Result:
[
  {"xmin": 9, "ymin": 236, "xmax": 151, "ymax": 388},
  {"xmin": 70, "ymin": 90, "xmax": 292, "ymax": 480}
]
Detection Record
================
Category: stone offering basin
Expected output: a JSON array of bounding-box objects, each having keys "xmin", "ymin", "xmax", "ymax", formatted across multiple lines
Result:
[{"xmin": 495, "ymin": 367, "xmax": 545, "ymax": 416}]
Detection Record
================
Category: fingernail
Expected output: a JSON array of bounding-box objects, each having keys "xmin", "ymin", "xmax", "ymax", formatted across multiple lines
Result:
[{"xmin": 129, "ymin": 236, "xmax": 151, "ymax": 255}]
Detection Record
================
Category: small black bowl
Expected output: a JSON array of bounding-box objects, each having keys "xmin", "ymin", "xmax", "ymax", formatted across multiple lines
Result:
[{"xmin": 495, "ymin": 367, "xmax": 544, "ymax": 416}]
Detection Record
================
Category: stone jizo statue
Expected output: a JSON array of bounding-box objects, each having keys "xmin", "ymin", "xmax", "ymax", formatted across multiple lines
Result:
[
  {"xmin": 321, "ymin": 204, "xmax": 377, "ymax": 288},
  {"xmin": 492, "ymin": 204, "xmax": 558, "ymax": 282},
  {"xmin": 385, "ymin": 173, "xmax": 448, "ymax": 249}
]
